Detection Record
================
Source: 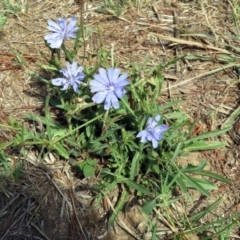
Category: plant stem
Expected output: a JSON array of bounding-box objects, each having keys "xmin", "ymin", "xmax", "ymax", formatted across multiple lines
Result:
[{"xmin": 62, "ymin": 43, "xmax": 73, "ymax": 63}]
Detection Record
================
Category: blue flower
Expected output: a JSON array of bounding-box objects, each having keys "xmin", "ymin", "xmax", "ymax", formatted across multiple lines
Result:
[
  {"xmin": 44, "ymin": 16, "xmax": 78, "ymax": 49},
  {"xmin": 52, "ymin": 61, "xmax": 85, "ymax": 92},
  {"xmin": 136, "ymin": 115, "xmax": 169, "ymax": 148},
  {"xmin": 89, "ymin": 68, "xmax": 130, "ymax": 110}
]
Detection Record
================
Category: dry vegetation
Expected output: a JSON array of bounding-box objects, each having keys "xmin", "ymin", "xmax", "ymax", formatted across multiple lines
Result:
[{"xmin": 0, "ymin": 0, "xmax": 240, "ymax": 239}]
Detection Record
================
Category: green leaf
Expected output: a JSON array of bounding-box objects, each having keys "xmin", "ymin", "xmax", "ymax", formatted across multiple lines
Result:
[
  {"xmin": 0, "ymin": 15, "xmax": 7, "ymax": 29},
  {"xmin": 83, "ymin": 164, "xmax": 95, "ymax": 177},
  {"xmin": 189, "ymin": 197, "xmax": 223, "ymax": 224},
  {"xmin": 54, "ymin": 143, "xmax": 69, "ymax": 159},
  {"xmin": 193, "ymin": 170, "xmax": 231, "ymax": 184},
  {"xmin": 108, "ymin": 189, "xmax": 129, "ymax": 227},
  {"xmin": 181, "ymin": 160, "xmax": 207, "ymax": 172},
  {"xmin": 158, "ymin": 100, "xmax": 183, "ymax": 111},
  {"xmin": 183, "ymin": 177, "xmax": 217, "ymax": 190},
  {"xmin": 130, "ymin": 152, "xmax": 141, "ymax": 180},
  {"xmin": 221, "ymin": 106, "xmax": 240, "ymax": 129},
  {"xmin": 175, "ymin": 176, "xmax": 187, "ymax": 193},
  {"xmin": 182, "ymin": 174, "xmax": 210, "ymax": 196},
  {"xmin": 184, "ymin": 127, "xmax": 231, "ymax": 145},
  {"xmin": 25, "ymin": 113, "xmax": 64, "ymax": 129},
  {"xmin": 183, "ymin": 141, "xmax": 226, "ymax": 151},
  {"xmin": 124, "ymin": 179, "xmax": 151, "ymax": 195},
  {"xmin": 142, "ymin": 198, "xmax": 156, "ymax": 214},
  {"xmin": 165, "ymin": 111, "xmax": 189, "ymax": 122}
]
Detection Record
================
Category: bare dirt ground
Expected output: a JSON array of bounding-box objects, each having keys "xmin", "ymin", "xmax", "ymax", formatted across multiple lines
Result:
[{"xmin": 0, "ymin": 0, "xmax": 240, "ymax": 239}]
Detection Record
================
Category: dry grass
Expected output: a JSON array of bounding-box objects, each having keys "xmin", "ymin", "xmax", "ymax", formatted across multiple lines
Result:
[{"xmin": 1, "ymin": 0, "xmax": 240, "ymax": 239}]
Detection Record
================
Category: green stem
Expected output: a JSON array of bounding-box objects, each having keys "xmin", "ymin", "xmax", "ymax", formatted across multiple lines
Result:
[
  {"xmin": 45, "ymin": 93, "xmax": 52, "ymax": 141},
  {"xmin": 121, "ymin": 97, "xmax": 136, "ymax": 117},
  {"xmin": 53, "ymin": 114, "xmax": 103, "ymax": 144},
  {"xmin": 62, "ymin": 43, "xmax": 73, "ymax": 63},
  {"xmin": 102, "ymin": 110, "xmax": 109, "ymax": 132}
]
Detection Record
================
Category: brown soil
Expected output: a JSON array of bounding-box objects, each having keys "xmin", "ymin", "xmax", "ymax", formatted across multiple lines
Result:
[{"xmin": 0, "ymin": 0, "xmax": 240, "ymax": 239}]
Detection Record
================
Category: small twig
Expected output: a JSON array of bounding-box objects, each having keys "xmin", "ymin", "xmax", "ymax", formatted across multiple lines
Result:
[
  {"xmin": 40, "ymin": 169, "xmax": 73, "ymax": 212},
  {"xmin": 151, "ymin": 32, "xmax": 230, "ymax": 53},
  {"xmin": 105, "ymin": 195, "xmax": 139, "ymax": 240},
  {"xmin": 69, "ymin": 185, "xmax": 87, "ymax": 239},
  {"xmin": 30, "ymin": 223, "xmax": 51, "ymax": 240},
  {"xmin": 0, "ymin": 211, "xmax": 26, "ymax": 240},
  {"xmin": 162, "ymin": 63, "xmax": 239, "ymax": 92}
]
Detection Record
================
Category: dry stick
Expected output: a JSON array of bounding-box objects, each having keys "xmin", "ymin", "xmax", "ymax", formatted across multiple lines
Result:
[
  {"xmin": 161, "ymin": 62, "xmax": 238, "ymax": 92},
  {"xmin": 173, "ymin": 10, "xmax": 180, "ymax": 73},
  {"xmin": 39, "ymin": 169, "xmax": 72, "ymax": 212},
  {"xmin": 0, "ymin": 194, "xmax": 20, "ymax": 217},
  {"xmin": 151, "ymin": 32, "xmax": 230, "ymax": 54},
  {"xmin": 200, "ymin": 1, "xmax": 217, "ymax": 41},
  {"xmin": 42, "ymin": 165, "xmax": 87, "ymax": 239},
  {"xmin": 30, "ymin": 223, "xmax": 52, "ymax": 240},
  {"xmin": 0, "ymin": 212, "xmax": 26, "ymax": 240},
  {"xmin": 69, "ymin": 184, "xmax": 87, "ymax": 240},
  {"xmin": 105, "ymin": 195, "xmax": 140, "ymax": 240}
]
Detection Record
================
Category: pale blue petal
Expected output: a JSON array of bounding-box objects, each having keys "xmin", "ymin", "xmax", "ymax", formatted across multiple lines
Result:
[
  {"xmin": 61, "ymin": 82, "xmax": 70, "ymax": 91},
  {"xmin": 71, "ymin": 61, "xmax": 77, "ymax": 74},
  {"xmin": 67, "ymin": 16, "xmax": 77, "ymax": 32},
  {"xmin": 151, "ymin": 138, "xmax": 158, "ymax": 148},
  {"xmin": 92, "ymin": 91, "xmax": 108, "ymax": 104},
  {"xmin": 115, "ymin": 79, "xmax": 130, "ymax": 88},
  {"xmin": 75, "ymin": 74, "xmax": 85, "ymax": 81},
  {"xmin": 154, "ymin": 115, "xmax": 161, "ymax": 122},
  {"xmin": 44, "ymin": 32, "xmax": 60, "ymax": 41},
  {"xmin": 47, "ymin": 19, "xmax": 62, "ymax": 31},
  {"xmin": 147, "ymin": 117, "xmax": 153, "ymax": 125},
  {"xmin": 107, "ymin": 68, "xmax": 120, "ymax": 84},
  {"xmin": 114, "ymin": 87, "xmax": 125, "ymax": 98},
  {"xmin": 147, "ymin": 134, "xmax": 153, "ymax": 141},
  {"xmin": 72, "ymin": 83, "xmax": 79, "ymax": 92},
  {"xmin": 76, "ymin": 65, "xmax": 83, "ymax": 74},
  {"xmin": 52, "ymin": 78, "xmax": 67, "ymax": 86},
  {"xmin": 91, "ymin": 86, "xmax": 108, "ymax": 92},
  {"xmin": 115, "ymin": 73, "xmax": 129, "ymax": 86},
  {"xmin": 90, "ymin": 79, "xmax": 107, "ymax": 92},
  {"xmin": 66, "ymin": 62, "xmax": 72, "ymax": 75},
  {"xmin": 50, "ymin": 39, "xmax": 63, "ymax": 49},
  {"xmin": 99, "ymin": 68, "xmax": 110, "ymax": 84},
  {"xmin": 105, "ymin": 92, "xmax": 119, "ymax": 109},
  {"xmin": 136, "ymin": 130, "xmax": 148, "ymax": 143},
  {"xmin": 89, "ymin": 79, "xmax": 104, "ymax": 87},
  {"xmin": 153, "ymin": 125, "xmax": 169, "ymax": 140},
  {"xmin": 58, "ymin": 18, "xmax": 67, "ymax": 30},
  {"xmin": 60, "ymin": 69, "xmax": 69, "ymax": 79},
  {"xmin": 47, "ymin": 25, "xmax": 61, "ymax": 32},
  {"xmin": 156, "ymin": 125, "xmax": 169, "ymax": 132},
  {"xmin": 91, "ymin": 74, "xmax": 109, "ymax": 86},
  {"xmin": 148, "ymin": 115, "xmax": 161, "ymax": 128}
]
